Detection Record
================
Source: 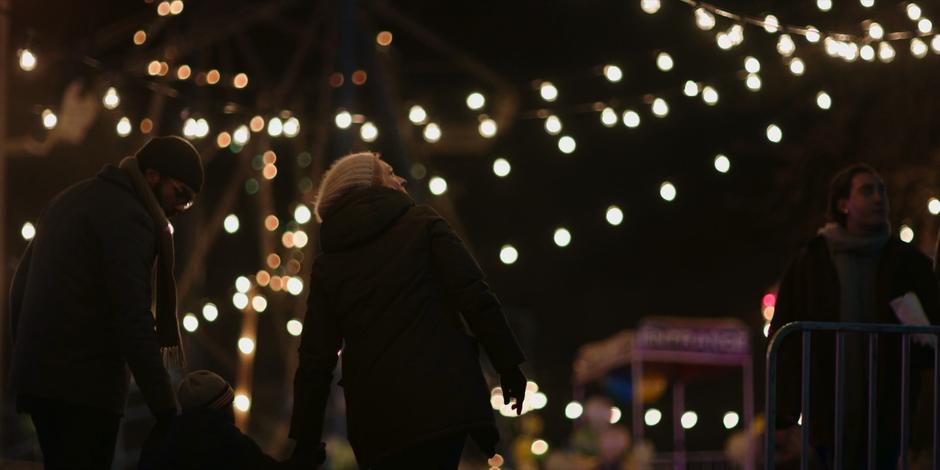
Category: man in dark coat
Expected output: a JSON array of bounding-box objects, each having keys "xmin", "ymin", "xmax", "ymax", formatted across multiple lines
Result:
[
  {"xmin": 288, "ymin": 152, "xmax": 528, "ymax": 469},
  {"xmin": 8, "ymin": 136, "xmax": 203, "ymax": 469},
  {"xmin": 769, "ymin": 163, "xmax": 940, "ymax": 469}
]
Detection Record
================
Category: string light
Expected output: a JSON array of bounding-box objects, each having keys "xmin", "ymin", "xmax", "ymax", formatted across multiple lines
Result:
[
  {"xmin": 766, "ymin": 124, "xmax": 783, "ymax": 143},
  {"xmin": 286, "ymin": 277, "xmax": 304, "ymax": 296},
  {"xmin": 603, "ymin": 65, "xmax": 623, "ymax": 82},
  {"xmin": 652, "ymin": 97, "xmax": 669, "ymax": 117},
  {"xmin": 911, "ymin": 38, "xmax": 929, "ymax": 58},
  {"xmin": 224, "ymin": 214, "xmax": 240, "ymax": 233},
  {"xmin": 360, "ymin": 121, "xmax": 378, "ymax": 142},
  {"xmin": 622, "ymin": 110, "xmax": 641, "ymax": 128},
  {"xmin": 606, "ymin": 206, "xmax": 624, "ymax": 226},
  {"xmin": 251, "ymin": 295, "xmax": 268, "ymax": 313},
  {"xmin": 531, "ymin": 440, "xmax": 549, "ymax": 456},
  {"xmin": 553, "ymin": 228, "xmax": 572, "ymax": 248},
  {"xmin": 294, "ymin": 204, "xmax": 312, "ymax": 224},
  {"xmin": 816, "ymin": 0, "xmax": 832, "ymax": 12},
  {"xmin": 878, "ymin": 42, "xmax": 896, "ymax": 62},
  {"xmin": 868, "ymin": 22, "xmax": 885, "ymax": 40},
  {"xmin": 816, "ymin": 91, "xmax": 832, "ymax": 110},
  {"xmin": 133, "ymin": 30, "xmax": 147, "ymax": 46},
  {"xmin": 429, "ymin": 176, "xmax": 448, "ymax": 195},
  {"xmin": 41, "ymin": 109, "xmax": 57, "ymax": 129},
  {"xmin": 640, "ymin": 0, "xmax": 661, "ymax": 14},
  {"xmin": 238, "ymin": 337, "xmax": 255, "ymax": 355},
  {"xmin": 932, "ymin": 35, "xmax": 940, "ymax": 53},
  {"xmin": 716, "ymin": 32, "xmax": 733, "ymax": 50},
  {"xmin": 558, "ymin": 135, "xmax": 577, "ymax": 154},
  {"xmin": 232, "ymin": 293, "xmax": 249, "ymax": 310},
  {"xmin": 861, "ymin": 44, "xmax": 876, "ymax": 61},
  {"xmin": 287, "ymin": 319, "xmax": 303, "ymax": 336},
  {"xmin": 789, "ymin": 58, "xmax": 806, "ymax": 76},
  {"xmin": 714, "ymin": 154, "xmax": 731, "ymax": 173},
  {"xmin": 544, "ymin": 115, "xmax": 563, "ymax": 135},
  {"xmin": 206, "ymin": 69, "xmax": 220, "ymax": 84},
  {"xmin": 233, "ymin": 125, "xmax": 250, "ymax": 145},
  {"xmin": 745, "ymin": 74, "xmax": 761, "ymax": 91},
  {"xmin": 116, "ymin": 117, "xmax": 132, "ymax": 137},
  {"xmin": 860, "ymin": 0, "xmax": 874, "ymax": 7},
  {"xmin": 744, "ymin": 56, "xmax": 760, "ymax": 73},
  {"xmin": 408, "ymin": 105, "xmax": 428, "ymax": 124},
  {"xmin": 900, "ymin": 225, "xmax": 915, "ymax": 243},
  {"xmin": 183, "ymin": 314, "xmax": 199, "ymax": 333},
  {"xmin": 805, "ymin": 27, "xmax": 822, "ymax": 43},
  {"xmin": 724, "ymin": 411, "xmax": 741, "ymax": 429},
  {"xmin": 683, "ymin": 80, "xmax": 700, "ymax": 97},
  {"xmin": 777, "ymin": 34, "xmax": 796, "ymax": 57},
  {"xmin": 600, "ymin": 107, "xmax": 618, "ymax": 127},
  {"xmin": 660, "ymin": 182, "xmax": 677, "ymax": 202},
  {"xmin": 763, "ymin": 15, "xmax": 780, "ymax": 33},
  {"xmin": 202, "ymin": 303, "xmax": 219, "ymax": 322},
  {"xmin": 21, "ymin": 222, "xmax": 36, "ymax": 241},
  {"xmin": 499, "ymin": 245, "xmax": 519, "ymax": 265},
  {"xmin": 656, "ymin": 52, "xmax": 674, "ymax": 71},
  {"xmin": 478, "ymin": 118, "xmax": 498, "ymax": 138},
  {"xmin": 233, "ymin": 394, "xmax": 251, "ymax": 412},
  {"xmin": 539, "ymin": 81, "xmax": 558, "ymax": 102},
  {"xmin": 103, "ymin": 87, "xmax": 120, "ymax": 110},
  {"xmin": 907, "ymin": 3, "xmax": 923, "ymax": 21},
  {"xmin": 681, "ymin": 411, "xmax": 698, "ymax": 429},
  {"xmin": 565, "ymin": 401, "xmax": 584, "ymax": 419},
  {"xmin": 235, "ymin": 276, "xmax": 251, "ymax": 293},
  {"xmin": 157, "ymin": 1, "xmax": 171, "ymax": 16},
  {"xmin": 928, "ymin": 197, "xmax": 940, "ymax": 215},
  {"xmin": 493, "ymin": 158, "xmax": 512, "ymax": 177},
  {"xmin": 702, "ymin": 86, "xmax": 719, "ymax": 105},
  {"xmin": 423, "ymin": 123, "xmax": 441, "ymax": 143},
  {"xmin": 283, "ymin": 117, "xmax": 300, "ymax": 137},
  {"xmin": 466, "ymin": 92, "xmax": 486, "ymax": 110},
  {"xmin": 376, "ymin": 31, "xmax": 393, "ymax": 47},
  {"xmin": 645, "ymin": 408, "xmax": 663, "ymax": 426},
  {"xmin": 169, "ymin": 0, "xmax": 184, "ymax": 15},
  {"xmin": 727, "ymin": 24, "xmax": 744, "ymax": 46},
  {"xmin": 233, "ymin": 73, "xmax": 249, "ymax": 89},
  {"xmin": 268, "ymin": 117, "xmax": 284, "ymax": 136},
  {"xmin": 610, "ymin": 407, "xmax": 622, "ymax": 424},
  {"xmin": 18, "ymin": 48, "xmax": 37, "ymax": 71},
  {"xmin": 695, "ymin": 8, "xmax": 716, "ymax": 30}
]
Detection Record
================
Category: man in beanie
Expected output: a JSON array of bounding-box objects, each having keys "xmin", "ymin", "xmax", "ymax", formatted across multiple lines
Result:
[
  {"xmin": 289, "ymin": 152, "xmax": 527, "ymax": 469},
  {"xmin": 9, "ymin": 136, "xmax": 203, "ymax": 469},
  {"xmin": 139, "ymin": 370, "xmax": 287, "ymax": 469}
]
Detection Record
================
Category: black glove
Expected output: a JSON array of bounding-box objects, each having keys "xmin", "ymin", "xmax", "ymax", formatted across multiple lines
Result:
[
  {"xmin": 287, "ymin": 442, "xmax": 326, "ymax": 469},
  {"xmin": 499, "ymin": 366, "xmax": 527, "ymax": 416}
]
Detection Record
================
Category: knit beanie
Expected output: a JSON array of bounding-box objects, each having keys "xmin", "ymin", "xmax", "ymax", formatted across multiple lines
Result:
[
  {"xmin": 315, "ymin": 152, "xmax": 380, "ymax": 222},
  {"xmin": 177, "ymin": 370, "xmax": 235, "ymax": 411},
  {"xmin": 136, "ymin": 136, "xmax": 205, "ymax": 193}
]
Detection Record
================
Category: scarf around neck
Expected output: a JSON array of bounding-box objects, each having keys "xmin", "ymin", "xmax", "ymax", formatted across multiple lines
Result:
[{"xmin": 119, "ymin": 156, "xmax": 186, "ymax": 369}]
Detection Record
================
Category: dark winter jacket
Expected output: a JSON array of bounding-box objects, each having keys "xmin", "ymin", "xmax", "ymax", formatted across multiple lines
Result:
[
  {"xmin": 289, "ymin": 187, "xmax": 525, "ymax": 467},
  {"xmin": 138, "ymin": 409, "xmax": 280, "ymax": 470},
  {"xmin": 769, "ymin": 235, "xmax": 940, "ymax": 450},
  {"xmin": 8, "ymin": 165, "xmax": 176, "ymax": 417}
]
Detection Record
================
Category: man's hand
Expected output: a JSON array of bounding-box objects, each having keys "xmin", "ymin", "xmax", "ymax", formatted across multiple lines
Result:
[{"xmin": 499, "ymin": 366, "xmax": 527, "ymax": 416}]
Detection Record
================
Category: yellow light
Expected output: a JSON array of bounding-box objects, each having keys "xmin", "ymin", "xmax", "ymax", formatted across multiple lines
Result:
[
  {"xmin": 21, "ymin": 222, "xmax": 36, "ymax": 241},
  {"xmin": 206, "ymin": 69, "xmax": 220, "ymax": 85},
  {"xmin": 376, "ymin": 31, "xmax": 393, "ymax": 46},
  {"xmin": 744, "ymin": 56, "xmax": 761, "ymax": 73},
  {"xmin": 878, "ymin": 42, "xmax": 896, "ymax": 62},
  {"xmin": 660, "ymin": 182, "xmax": 677, "ymax": 202},
  {"xmin": 17, "ymin": 48, "xmax": 37, "ymax": 72},
  {"xmin": 488, "ymin": 455, "xmax": 505, "ymax": 467},
  {"xmin": 530, "ymin": 440, "xmax": 549, "ymax": 456},
  {"xmin": 763, "ymin": 15, "xmax": 780, "ymax": 33},
  {"xmin": 716, "ymin": 33, "xmax": 733, "ymax": 50},
  {"xmin": 116, "ymin": 117, "xmax": 132, "ymax": 137},
  {"xmin": 235, "ymin": 276, "xmax": 251, "ymax": 293},
  {"xmin": 695, "ymin": 8, "xmax": 716, "ymax": 30},
  {"xmin": 157, "ymin": 1, "xmax": 171, "ymax": 16},
  {"xmin": 868, "ymin": 22, "xmax": 884, "ymax": 40},
  {"xmin": 817, "ymin": 0, "xmax": 832, "ymax": 12},
  {"xmin": 140, "ymin": 119, "xmax": 153, "ymax": 134},
  {"xmin": 182, "ymin": 314, "xmax": 199, "ymax": 333},
  {"xmin": 763, "ymin": 305, "xmax": 775, "ymax": 321},
  {"xmin": 287, "ymin": 319, "xmax": 304, "ymax": 336},
  {"xmin": 929, "ymin": 198, "xmax": 940, "ymax": 215},
  {"xmin": 294, "ymin": 205, "xmax": 312, "ymax": 224},
  {"xmin": 932, "ymin": 35, "xmax": 940, "ymax": 53},
  {"xmin": 714, "ymin": 154, "xmax": 731, "ymax": 173},
  {"xmin": 283, "ymin": 117, "xmax": 300, "ymax": 137},
  {"xmin": 816, "ymin": 91, "xmax": 832, "ymax": 110},
  {"xmin": 558, "ymin": 135, "xmax": 576, "ymax": 154},
  {"xmin": 262, "ymin": 164, "xmax": 278, "ymax": 180},
  {"xmin": 728, "ymin": 25, "xmax": 744, "ymax": 46},
  {"xmin": 544, "ymin": 115, "xmax": 562, "ymax": 135},
  {"xmin": 606, "ymin": 206, "xmax": 624, "ymax": 226},
  {"xmin": 216, "ymin": 132, "xmax": 232, "ymax": 148},
  {"xmin": 268, "ymin": 117, "xmax": 284, "ymax": 136},
  {"xmin": 610, "ymin": 406, "xmax": 622, "ymax": 424},
  {"xmin": 860, "ymin": 0, "xmax": 874, "ymax": 7},
  {"xmin": 266, "ymin": 253, "xmax": 281, "ymax": 270},
  {"xmin": 103, "ymin": 87, "xmax": 120, "ymax": 110},
  {"xmin": 702, "ymin": 86, "xmax": 719, "ymax": 105},
  {"xmin": 466, "ymin": 92, "xmax": 486, "ymax": 110},
  {"xmin": 223, "ymin": 214, "xmax": 239, "ymax": 234},
  {"xmin": 553, "ymin": 228, "xmax": 572, "ymax": 247},
  {"xmin": 656, "ymin": 52, "xmax": 674, "ymax": 71},
  {"xmin": 565, "ymin": 401, "xmax": 583, "ymax": 419},
  {"xmin": 645, "ymin": 408, "xmax": 663, "ymax": 426},
  {"xmin": 360, "ymin": 121, "xmax": 378, "ymax": 142},
  {"xmin": 908, "ymin": 3, "xmax": 922, "ymax": 21},
  {"xmin": 622, "ymin": 110, "xmax": 640, "ymax": 128},
  {"xmin": 640, "ymin": 0, "xmax": 661, "ymax": 14},
  {"xmin": 264, "ymin": 215, "xmax": 279, "ymax": 232},
  {"xmin": 202, "ymin": 303, "xmax": 219, "ymax": 322},
  {"xmin": 251, "ymin": 296, "xmax": 267, "ymax": 313},
  {"xmin": 233, "ymin": 73, "xmax": 249, "ymax": 89},
  {"xmin": 493, "ymin": 158, "xmax": 511, "ymax": 177},
  {"xmin": 293, "ymin": 230, "xmax": 309, "ymax": 248},
  {"xmin": 250, "ymin": 115, "xmax": 265, "ymax": 132},
  {"xmin": 169, "ymin": 0, "xmax": 184, "ymax": 15},
  {"xmin": 603, "ymin": 64, "xmax": 623, "ymax": 82},
  {"xmin": 777, "ymin": 34, "xmax": 796, "ymax": 56},
  {"xmin": 724, "ymin": 411, "xmax": 740, "ymax": 429},
  {"xmin": 478, "ymin": 118, "xmax": 498, "ymax": 138},
  {"xmin": 147, "ymin": 60, "xmax": 162, "ymax": 76},
  {"xmin": 133, "ymin": 30, "xmax": 147, "ymax": 46},
  {"xmin": 334, "ymin": 110, "xmax": 352, "ymax": 129},
  {"xmin": 429, "ymin": 176, "xmax": 448, "ymax": 195},
  {"xmin": 601, "ymin": 107, "xmax": 618, "ymax": 127},
  {"xmin": 232, "ymin": 292, "xmax": 249, "ymax": 310},
  {"xmin": 423, "ymin": 123, "xmax": 442, "ymax": 143},
  {"xmin": 173, "ymin": 64, "xmax": 191, "ymax": 80},
  {"xmin": 861, "ymin": 44, "xmax": 876, "ymax": 61},
  {"xmin": 900, "ymin": 225, "xmax": 915, "ymax": 243},
  {"xmin": 767, "ymin": 124, "xmax": 783, "ymax": 143},
  {"xmin": 408, "ymin": 105, "xmax": 428, "ymax": 124},
  {"xmin": 745, "ymin": 74, "xmax": 761, "ymax": 91},
  {"xmin": 256, "ymin": 270, "xmax": 271, "ymax": 287},
  {"xmin": 681, "ymin": 411, "xmax": 698, "ymax": 429},
  {"xmin": 539, "ymin": 81, "xmax": 558, "ymax": 102},
  {"xmin": 651, "ymin": 97, "xmax": 669, "ymax": 117},
  {"xmin": 233, "ymin": 394, "xmax": 251, "ymax": 412},
  {"xmin": 531, "ymin": 392, "xmax": 548, "ymax": 410},
  {"xmin": 499, "ymin": 245, "xmax": 519, "ymax": 265},
  {"xmin": 41, "ymin": 109, "xmax": 57, "ymax": 130},
  {"xmin": 805, "ymin": 26, "xmax": 822, "ymax": 43},
  {"xmin": 789, "ymin": 58, "xmax": 806, "ymax": 75},
  {"xmin": 286, "ymin": 277, "xmax": 304, "ymax": 296},
  {"xmin": 683, "ymin": 80, "xmax": 699, "ymax": 97},
  {"xmin": 911, "ymin": 38, "xmax": 929, "ymax": 58}
]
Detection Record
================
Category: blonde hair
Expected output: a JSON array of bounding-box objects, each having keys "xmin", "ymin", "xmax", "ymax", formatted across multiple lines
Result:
[{"xmin": 314, "ymin": 152, "xmax": 381, "ymax": 222}]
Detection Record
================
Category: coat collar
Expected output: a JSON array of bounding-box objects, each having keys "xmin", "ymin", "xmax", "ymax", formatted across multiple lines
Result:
[{"xmin": 320, "ymin": 187, "xmax": 414, "ymax": 253}]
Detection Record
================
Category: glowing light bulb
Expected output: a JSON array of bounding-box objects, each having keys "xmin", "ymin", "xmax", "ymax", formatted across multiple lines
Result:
[
  {"xmin": 640, "ymin": 0, "xmax": 661, "ymax": 14},
  {"xmin": 558, "ymin": 135, "xmax": 577, "ymax": 154},
  {"xmin": 223, "ymin": 214, "xmax": 239, "ymax": 233},
  {"xmin": 601, "ymin": 107, "xmax": 618, "ymax": 127},
  {"xmin": 929, "ymin": 197, "xmax": 940, "ymax": 215},
  {"xmin": 283, "ymin": 117, "xmax": 300, "ymax": 137},
  {"xmin": 660, "ymin": 182, "xmax": 677, "ymax": 202},
  {"xmin": 603, "ymin": 65, "xmax": 623, "ymax": 82},
  {"xmin": 334, "ymin": 110, "xmax": 352, "ymax": 129},
  {"xmin": 408, "ymin": 105, "xmax": 428, "ymax": 124},
  {"xmin": 861, "ymin": 44, "xmax": 876, "ymax": 61},
  {"xmin": 360, "ymin": 121, "xmax": 378, "ymax": 142},
  {"xmin": 41, "ymin": 109, "xmax": 57, "ymax": 129},
  {"xmin": 919, "ymin": 18, "xmax": 933, "ymax": 34},
  {"xmin": 745, "ymin": 74, "xmax": 762, "ymax": 91},
  {"xmin": 622, "ymin": 110, "xmax": 641, "ymax": 128},
  {"xmin": 116, "ymin": 117, "xmax": 132, "ymax": 137},
  {"xmin": 716, "ymin": 33, "xmax": 733, "ymax": 50},
  {"xmin": 744, "ymin": 56, "xmax": 761, "ymax": 73},
  {"xmin": 651, "ymin": 98, "xmax": 669, "ymax": 117},
  {"xmin": 702, "ymin": 86, "xmax": 719, "ymax": 105},
  {"xmin": 429, "ymin": 176, "xmax": 448, "ymax": 195},
  {"xmin": 912, "ymin": 38, "xmax": 929, "ymax": 57},
  {"xmin": 545, "ymin": 115, "xmax": 563, "ymax": 135},
  {"xmin": 268, "ymin": 117, "xmax": 284, "ymax": 136},
  {"xmin": 540, "ymin": 81, "xmax": 558, "ymax": 102},
  {"xmin": 103, "ymin": 87, "xmax": 120, "ymax": 110},
  {"xmin": 789, "ymin": 58, "xmax": 806, "ymax": 76},
  {"xmin": 466, "ymin": 92, "xmax": 486, "ymax": 110},
  {"xmin": 18, "ymin": 48, "xmax": 37, "ymax": 71},
  {"xmin": 233, "ymin": 394, "xmax": 250, "ymax": 412},
  {"xmin": 233, "ymin": 125, "xmax": 250, "ymax": 145},
  {"xmin": 493, "ymin": 158, "xmax": 511, "ymax": 177},
  {"xmin": 565, "ymin": 401, "xmax": 584, "ymax": 419},
  {"xmin": 767, "ymin": 124, "xmax": 783, "ymax": 143},
  {"xmin": 816, "ymin": 91, "xmax": 832, "ymax": 110},
  {"xmin": 606, "ymin": 206, "xmax": 624, "ymax": 226},
  {"xmin": 183, "ymin": 314, "xmax": 199, "ymax": 332},
  {"xmin": 681, "ymin": 411, "xmax": 698, "ymax": 429},
  {"xmin": 932, "ymin": 35, "xmax": 940, "ymax": 53},
  {"xmin": 238, "ymin": 337, "xmax": 255, "ymax": 354},
  {"xmin": 900, "ymin": 225, "xmax": 915, "ymax": 243},
  {"xmin": 656, "ymin": 52, "xmax": 674, "ymax": 71},
  {"xmin": 287, "ymin": 319, "xmax": 303, "ymax": 336},
  {"xmin": 423, "ymin": 123, "xmax": 442, "ymax": 143},
  {"xmin": 683, "ymin": 80, "xmax": 700, "ymax": 97},
  {"xmin": 714, "ymin": 154, "xmax": 731, "ymax": 173},
  {"xmin": 500, "ymin": 245, "xmax": 519, "ymax": 265},
  {"xmin": 817, "ymin": 0, "xmax": 832, "ymax": 12},
  {"xmin": 695, "ymin": 8, "xmax": 716, "ymax": 30},
  {"xmin": 553, "ymin": 228, "xmax": 572, "ymax": 247},
  {"xmin": 202, "ymin": 303, "xmax": 219, "ymax": 322},
  {"xmin": 908, "ymin": 3, "xmax": 922, "ymax": 21},
  {"xmin": 724, "ymin": 412, "xmax": 740, "ymax": 429},
  {"xmin": 777, "ymin": 34, "xmax": 796, "ymax": 56},
  {"xmin": 868, "ymin": 22, "xmax": 885, "ymax": 40},
  {"xmin": 478, "ymin": 118, "xmax": 498, "ymax": 138},
  {"xmin": 764, "ymin": 15, "xmax": 780, "ymax": 33},
  {"xmin": 805, "ymin": 27, "xmax": 822, "ymax": 43},
  {"xmin": 878, "ymin": 42, "xmax": 896, "ymax": 62},
  {"xmin": 645, "ymin": 408, "xmax": 663, "ymax": 426},
  {"xmin": 21, "ymin": 222, "xmax": 36, "ymax": 241}
]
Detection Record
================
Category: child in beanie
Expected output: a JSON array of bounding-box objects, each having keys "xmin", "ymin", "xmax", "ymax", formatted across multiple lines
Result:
[{"xmin": 139, "ymin": 370, "xmax": 285, "ymax": 470}]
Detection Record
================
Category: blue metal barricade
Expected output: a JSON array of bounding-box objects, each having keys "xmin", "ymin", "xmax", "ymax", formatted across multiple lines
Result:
[{"xmin": 766, "ymin": 321, "xmax": 940, "ymax": 470}]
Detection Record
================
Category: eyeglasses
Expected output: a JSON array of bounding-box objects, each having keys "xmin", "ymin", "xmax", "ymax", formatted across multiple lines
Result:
[{"xmin": 170, "ymin": 179, "xmax": 195, "ymax": 211}]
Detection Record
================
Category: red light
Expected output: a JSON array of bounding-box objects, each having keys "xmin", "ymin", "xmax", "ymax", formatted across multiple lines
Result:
[{"xmin": 762, "ymin": 293, "xmax": 777, "ymax": 307}]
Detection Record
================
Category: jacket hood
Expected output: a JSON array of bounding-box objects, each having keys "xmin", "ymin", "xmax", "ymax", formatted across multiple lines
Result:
[
  {"xmin": 320, "ymin": 187, "xmax": 414, "ymax": 252},
  {"xmin": 97, "ymin": 163, "xmax": 138, "ymax": 196}
]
